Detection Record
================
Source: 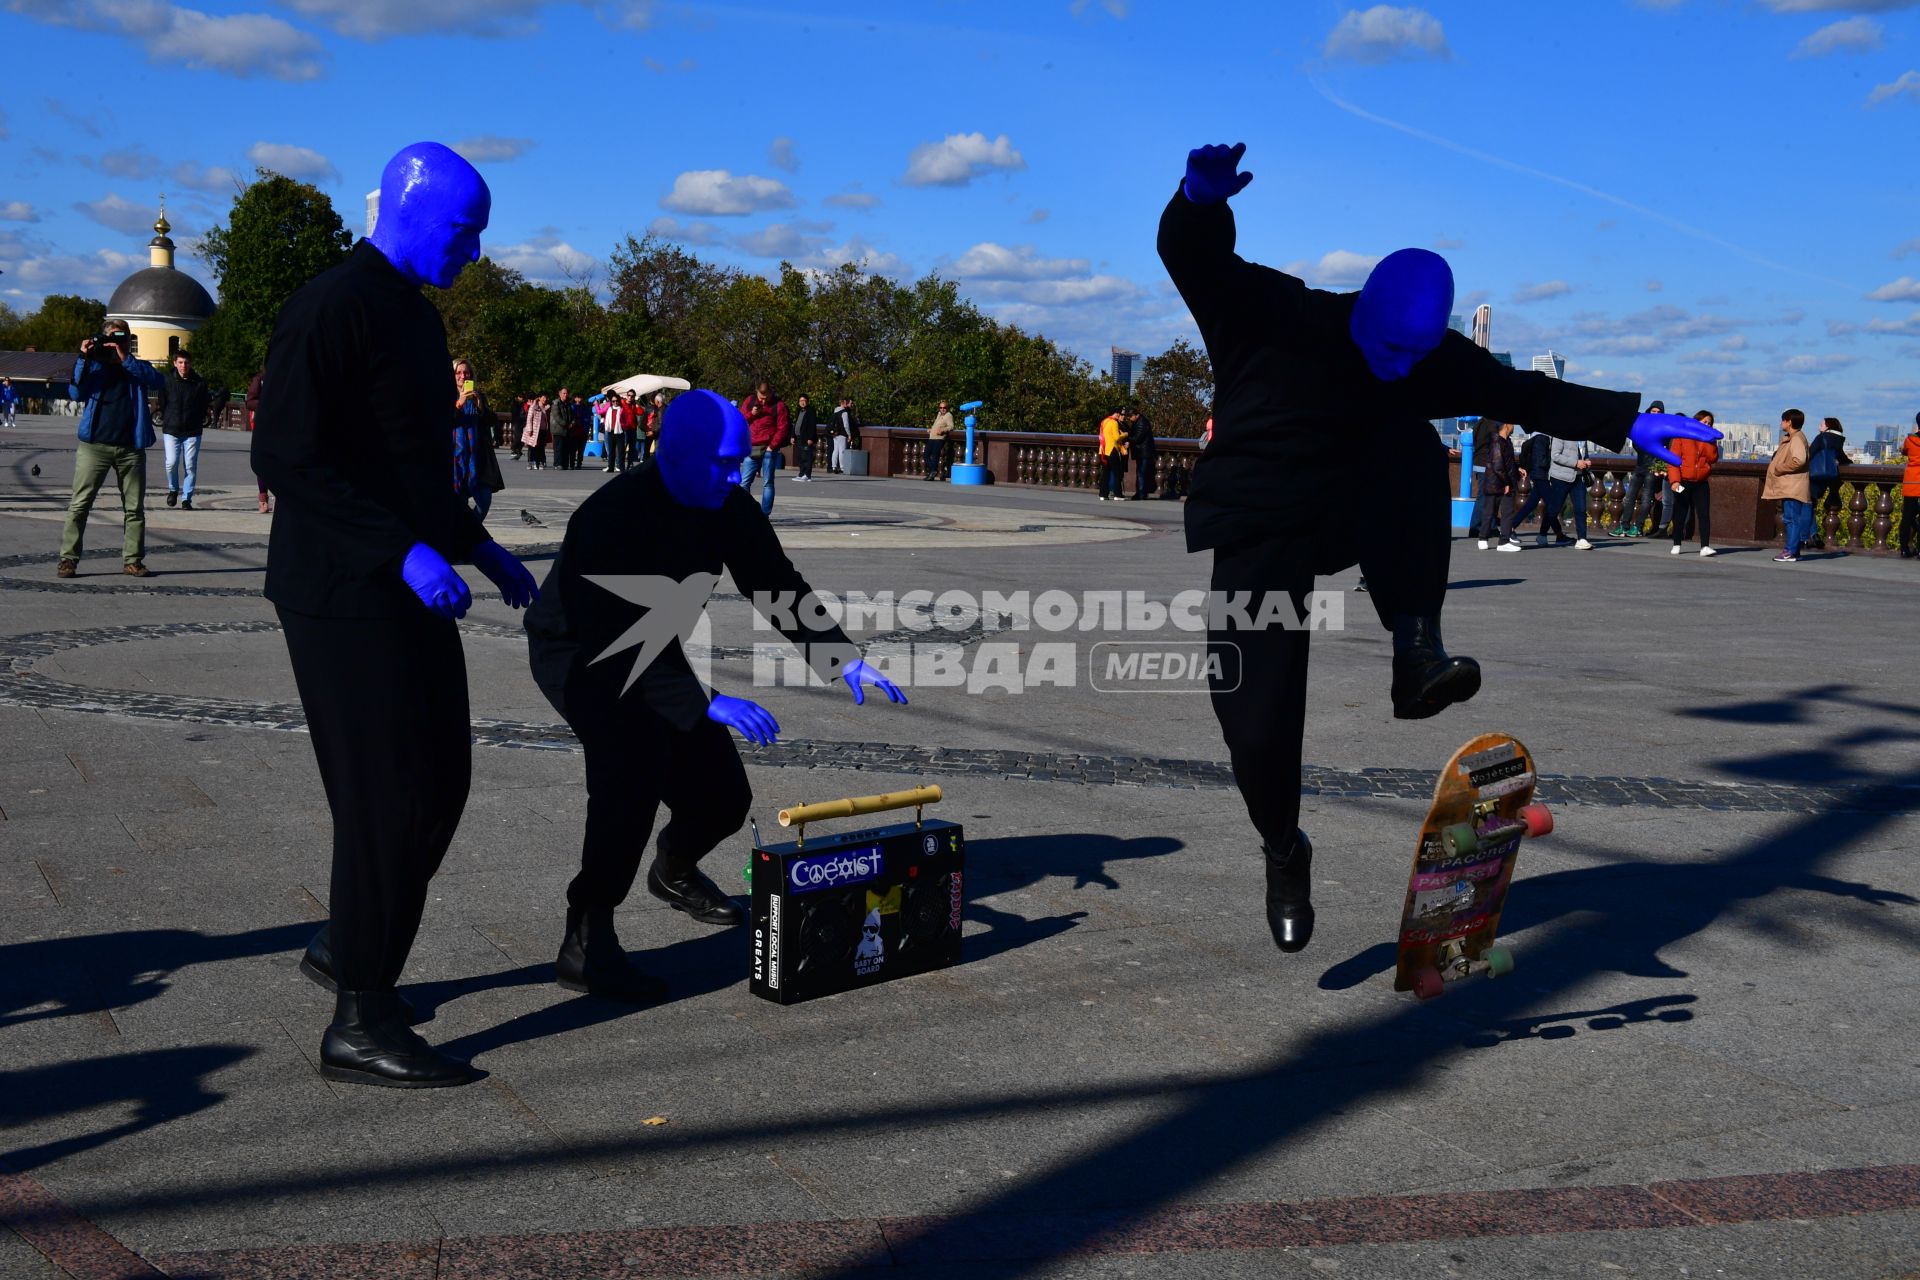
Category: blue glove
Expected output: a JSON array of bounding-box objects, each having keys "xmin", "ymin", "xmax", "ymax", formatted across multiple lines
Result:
[
  {"xmin": 1184, "ymin": 142, "xmax": 1253, "ymax": 206},
  {"xmin": 1629, "ymin": 412, "xmax": 1722, "ymax": 467},
  {"xmin": 843, "ymin": 658, "xmax": 907, "ymax": 707},
  {"xmin": 400, "ymin": 543, "xmax": 471, "ymax": 619},
  {"xmin": 707, "ymin": 693, "xmax": 780, "ymax": 746},
  {"xmin": 471, "ymin": 539, "xmax": 539, "ymax": 609}
]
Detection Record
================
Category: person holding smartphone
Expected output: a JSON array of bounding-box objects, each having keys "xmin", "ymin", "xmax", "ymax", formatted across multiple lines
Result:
[{"xmin": 452, "ymin": 360, "xmax": 503, "ymax": 522}]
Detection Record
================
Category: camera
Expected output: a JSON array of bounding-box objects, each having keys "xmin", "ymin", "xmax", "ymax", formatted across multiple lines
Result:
[{"xmin": 87, "ymin": 332, "xmax": 132, "ymax": 359}]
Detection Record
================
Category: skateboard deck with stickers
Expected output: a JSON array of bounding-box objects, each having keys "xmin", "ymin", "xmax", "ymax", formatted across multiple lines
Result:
[{"xmin": 1394, "ymin": 733, "xmax": 1552, "ymax": 999}]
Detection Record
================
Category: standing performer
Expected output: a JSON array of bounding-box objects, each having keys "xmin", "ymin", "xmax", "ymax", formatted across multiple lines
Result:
[
  {"xmin": 1158, "ymin": 141, "xmax": 1718, "ymax": 955},
  {"xmin": 254, "ymin": 142, "xmax": 541, "ymax": 1088},
  {"xmin": 524, "ymin": 390, "xmax": 906, "ymax": 1000}
]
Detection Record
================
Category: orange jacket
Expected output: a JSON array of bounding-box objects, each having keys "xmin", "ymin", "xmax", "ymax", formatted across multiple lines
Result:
[
  {"xmin": 1672, "ymin": 436, "xmax": 1719, "ymax": 485},
  {"xmin": 1905, "ymin": 432, "xmax": 1920, "ymax": 498}
]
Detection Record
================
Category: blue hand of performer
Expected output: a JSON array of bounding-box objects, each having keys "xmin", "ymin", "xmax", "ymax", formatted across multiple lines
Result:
[
  {"xmin": 1629, "ymin": 412, "xmax": 1722, "ymax": 467},
  {"xmin": 400, "ymin": 542, "xmax": 471, "ymax": 619},
  {"xmin": 471, "ymin": 539, "xmax": 539, "ymax": 609},
  {"xmin": 842, "ymin": 658, "xmax": 907, "ymax": 707},
  {"xmin": 708, "ymin": 693, "xmax": 780, "ymax": 746},
  {"xmin": 1183, "ymin": 142, "xmax": 1253, "ymax": 206}
]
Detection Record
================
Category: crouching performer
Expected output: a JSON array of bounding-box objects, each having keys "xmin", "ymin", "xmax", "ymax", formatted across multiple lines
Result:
[
  {"xmin": 524, "ymin": 389, "xmax": 906, "ymax": 1001},
  {"xmin": 1158, "ymin": 142, "xmax": 1719, "ymax": 955}
]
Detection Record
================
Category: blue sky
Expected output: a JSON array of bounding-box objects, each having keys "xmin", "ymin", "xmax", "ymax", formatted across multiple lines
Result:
[{"xmin": 4, "ymin": 0, "xmax": 1919, "ymax": 428}]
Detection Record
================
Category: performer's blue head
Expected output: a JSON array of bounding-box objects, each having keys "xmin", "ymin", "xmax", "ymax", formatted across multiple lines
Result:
[
  {"xmin": 1349, "ymin": 248, "xmax": 1454, "ymax": 383},
  {"xmin": 657, "ymin": 389, "xmax": 750, "ymax": 509},
  {"xmin": 367, "ymin": 141, "xmax": 491, "ymax": 289}
]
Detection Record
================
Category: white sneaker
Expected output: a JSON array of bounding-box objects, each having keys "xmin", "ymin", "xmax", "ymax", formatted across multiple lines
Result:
[
  {"xmin": 1477, "ymin": 539, "xmax": 1490, "ymax": 550},
  {"xmin": 1575, "ymin": 538, "xmax": 1593, "ymax": 550},
  {"xmin": 1699, "ymin": 546, "xmax": 1717, "ymax": 557},
  {"xmin": 1496, "ymin": 541, "xmax": 1522, "ymax": 553},
  {"xmin": 1670, "ymin": 545, "xmax": 1682, "ymax": 555}
]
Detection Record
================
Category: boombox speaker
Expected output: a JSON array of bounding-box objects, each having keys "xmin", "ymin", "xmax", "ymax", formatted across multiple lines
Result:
[{"xmin": 748, "ymin": 785, "xmax": 964, "ymax": 1005}]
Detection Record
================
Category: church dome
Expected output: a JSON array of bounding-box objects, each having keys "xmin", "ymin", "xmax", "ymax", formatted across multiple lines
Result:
[{"xmin": 106, "ymin": 266, "xmax": 216, "ymax": 326}]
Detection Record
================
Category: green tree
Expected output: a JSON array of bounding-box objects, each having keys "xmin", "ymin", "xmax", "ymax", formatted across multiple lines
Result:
[
  {"xmin": 16, "ymin": 294, "xmax": 106, "ymax": 352},
  {"xmin": 0, "ymin": 300, "xmax": 23, "ymax": 348},
  {"xmin": 1133, "ymin": 338, "xmax": 1213, "ymax": 438},
  {"xmin": 191, "ymin": 170, "xmax": 353, "ymax": 387}
]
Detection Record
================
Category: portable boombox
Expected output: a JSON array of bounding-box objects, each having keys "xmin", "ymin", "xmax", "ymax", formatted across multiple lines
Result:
[{"xmin": 748, "ymin": 786, "xmax": 964, "ymax": 1005}]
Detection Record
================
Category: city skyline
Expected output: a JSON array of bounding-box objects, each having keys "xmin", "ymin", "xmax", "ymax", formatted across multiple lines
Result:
[{"xmin": 2, "ymin": 1, "xmax": 1918, "ymax": 427}]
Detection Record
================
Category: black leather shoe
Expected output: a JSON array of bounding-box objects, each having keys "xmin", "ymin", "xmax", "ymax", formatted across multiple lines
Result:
[
  {"xmin": 320, "ymin": 990, "xmax": 479, "ymax": 1088},
  {"xmin": 555, "ymin": 907, "xmax": 667, "ymax": 1003},
  {"xmin": 300, "ymin": 925, "xmax": 420, "ymax": 1024},
  {"xmin": 1264, "ymin": 830, "xmax": 1315, "ymax": 953},
  {"xmin": 646, "ymin": 859, "xmax": 746, "ymax": 927},
  {"xmin": 1390, "ymin": 615, "xmax": 1482, "ymax": 720}
]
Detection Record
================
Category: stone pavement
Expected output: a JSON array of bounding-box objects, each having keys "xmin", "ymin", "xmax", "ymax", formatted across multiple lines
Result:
[{"xmin": 0, "ymin": 416, "xmax": 1915, "ymax": 1280}]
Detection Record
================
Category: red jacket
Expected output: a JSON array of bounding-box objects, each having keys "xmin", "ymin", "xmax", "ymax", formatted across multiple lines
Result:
[
  {"xmin": 1673, "ymin": 436, "xmax": 1719, "ymax": 486},
  {"xmin": 739, "ymin": 394, "xmax": 790, "ymax": 451}
]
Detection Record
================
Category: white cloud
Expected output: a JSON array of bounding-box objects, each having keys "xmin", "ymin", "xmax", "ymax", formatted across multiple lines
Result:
[
  {"xmin": 1432, "ymin": 235, "xmax": 1465, "ymax": 250},
  {"xmin": 280, "ymin": 0, "xmax": 550, "ymax": 38},
  {"xmin": 1792, "ymin": 16, "xmax": 1883, "ymax": 57},
  {"xmin": 91, "ymin": 146, "xmax": 159, "ymax": 179},
  {"xmin": 0, "ymin": 105, "xmax": 7, "ymax": 140},
  {"xmin": 733, "ymin": 220, "xmax": 836, "ymax": 260},
  {"xmin": 902, "ymin": 132, "xmax": 1026, "ymax": 187},
  {"xmin": 1281, "ymin": 249, "xmax": 1380, "ymax": 286},
  {"xmin": 1069, "ymin": 0, "xmax": 1129, "ymax": 16},
  {"xmin": 824, "ymin": 189, "xmax": 882, "ymax": 211},
  {"xmin": 12, "ymin": 1, "xmax": 328, "ymax": 80},
  {"xmin": 1645, "ymin": 279, "xmax": 1663, "ymax": 292},
  {"xmin": 0, "ymin": 202, "xmax": 41, "ymax": 223},
  {"xmin": 1721, "ymin": 334, "xmax": 1749, "ymax": 350},
  {"xmin": 949, "ymin": 242, "xmax": 1090, "ymax": 282},
  {"xmin": 968, "ymin": 276, "xmax": 1140, "ymax": 306},
  {"xmin": 796, "ymin": 237, "xmax": 907, "ymax": 277},
  {"xmin": 172, "ymin": 161, "xmax": 242, "ymax": 193},
  {"xmin": 453, "ymin": 136, "xmax": 536, "ymax": 163},
  {"xmin": 1323, "ymin": 5, "xmax": 1450, "ymax": 64},
  {"xmin": 1867, "ymin": 70, "xmax": 1920, "ymax": 106},
  {"xmin": 1895, "ymin": 238, "xmax": 1920, "ymax": 258},
  {"xmin": 1513, "ymin": 280, "xmax": 1574, "ymax": 303},
  {"xmin": 74, "ymin": 193, "xmax": 160, "ymax": 236},
  {"xmin": 1026, "ymin": 208, "xmax": 1051, "ymax": 224},
  {"xmin": 767, "ymin": 137, "xmax": 799, "ymax": 174},
  {"xmin": 660, "ymin": 170, "xmax": 797, "ymax": 216},
  {"xmin": 246, "ymin": 142, "xmax": 340, "ymax": 184},
  {"xmin": 1678, "ymin": 350, "xmax": 1745, "ymax": 365},
  {"xmin": 646, "ymin": 216, "xmax": 726, "ymax": 247},
  {"xmin": 1781, "ymin": 353, "xmax": 1858, "ymax": 374},
  {"xmin": 1867, "ymin": 276, "xmax": 1920, "ymax": 301},
  {"xmin": 487, "ymin": 232, "xmax": 598, "ymax": 286},
  {"xmin": 1761, "ymin": 0, "xmax": 1919, "ymax": 11}
]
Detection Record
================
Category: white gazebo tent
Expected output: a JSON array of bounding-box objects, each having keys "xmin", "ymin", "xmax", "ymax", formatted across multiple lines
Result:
[{"xmin": 585, "ymin": 374, "xmax": 692, "ymax": 457}]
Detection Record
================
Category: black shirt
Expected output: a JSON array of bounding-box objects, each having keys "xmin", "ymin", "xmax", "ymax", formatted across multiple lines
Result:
[
  {"xmin": 1157, "ymin": 189, "xmax": 1640, "ymax": 552},
  {"xmin": 160, "ymin": 370, "xmax": 211, "ymax": 436},
  {"xmin": 253, "ymin": 240, "xmax": 485, "ymax": 618},
  {"xmin": 525, "ymin": 463, "xmax": 856, "ymax": 732}
]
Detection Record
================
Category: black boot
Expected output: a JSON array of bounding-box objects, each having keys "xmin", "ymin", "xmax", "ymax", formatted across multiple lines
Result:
[
  {"xmin": 299, "ymin": 924, "xmax": 421, "ymax": 1023},
  {"xmin": 555, "ymin": 906, "xmax": 667, "ymax": 1003},
  {"xmin": 646, "ymin": 852, "xmax": 746, "ymax": 927},
  {"xmin": 1389, "ymin": 615, "xmax": 1481, "ymax": 720},
  {"xmin": 320, "ymin": 990, "xmax": 478, "ymax": 1088},
  {"xmin": 1264, "ymin": 830, "xmax": 1315, "ymax": 953}
]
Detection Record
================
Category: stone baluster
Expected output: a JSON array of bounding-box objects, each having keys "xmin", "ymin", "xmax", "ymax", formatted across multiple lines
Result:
[
  {"xmin": 1846, "ymin": 483, "xmax": 1868, "ymax": 549},
  {"xmin": 1873, "ymin": 483, "xmax": 1895, "ymax": 550}
]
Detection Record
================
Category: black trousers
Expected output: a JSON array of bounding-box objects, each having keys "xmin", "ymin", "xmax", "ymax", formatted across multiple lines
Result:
[
  {"xmin": 1671, "ymin": 482, "xmax": 1711, "ymax": 548},
  {"xmin": 556, "ymin": 684, "xmax": 752, "ymax": 911},
  {"xmin": 796, "ymin": 441, "xmax": 815, "ymax": 478},
  {"xmin": 1903, "ymin": 496, "xmax": 1918, "ymax": 555},
  {"xmin": 277, "ymin": 607, "xmax": 471, "ymax": 991},
  {"xmin": 607, "ymin": 434, "xmax": 628, "ymax": 471},
  {"xmin": 1205, "ymin": 425, "xmax": 1449, "ymax": 850}
]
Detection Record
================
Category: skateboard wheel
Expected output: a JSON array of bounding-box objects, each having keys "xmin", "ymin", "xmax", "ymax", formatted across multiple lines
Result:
[
  {"xmin": 1412, "ymin": 966, "xmax": 1445, "ymax": 1000},
  {"xmin": 1519, "ymin": 803, "xmax": 1553, "ymax": 838},
  {"xmin": 1485, "ymin": 946, "xmax": 1514, "ymax": 978},
  {"xmin": 1443, "ymin": 823, "xmax": 1479, "ymax": 857}
]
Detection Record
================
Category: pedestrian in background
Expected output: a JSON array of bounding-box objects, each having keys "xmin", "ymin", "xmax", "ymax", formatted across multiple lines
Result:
[
  {"xmin": 1764, "ymin": 408, "xmax": 1811, "ymax": 563},
  {"xmin": 1486, "ymin": 420, "xmax": 1522, "ymax": 551},
  {"xmin": 1614, "ymin": 399, "xmax": 1664, "ymax": 538},
  {"xmin": 1900, "ymin": 414, "xmax": 1919, "ymax": 559},
  {"xmin": 1669, "ymin": 410, "xmax": 1719, "ymax": 557},
  {"xmin": 793, "ymin": 393, "xmax": 819, "ymax": 480},
  {"xmin": 57, "ymin": 321, "xmax": 164, "ymax": 579},
  {"xmin": 738, "ymin": 381, "xmax": 790, "ymax": 513},
  {"xmin": 1129, "ymin": 407, "xmax": 1158, "ymax": 499},
  {"xmin": 1540, "ymin": 435, "xmax": 1593, "ymax": 549},
  {"xmin": 551, "ymin": 388, "xmax": 576, "ymax": 470},
  {"xmin": 452, "ymin": 360, "xmax": 502, "ymax": 522},
  {"xmin": 1806, "ymin": 416, "xmax": 1851, "ymax": 550},
  {"xmin": 1097, "ymin": 408, "xmax": 1129, "ymax": 501},
  {"xmin": 248, "ymin": 368, "xmax": 272, "ymax": 514},
  {"xmin": 0, "ymin": 376, "xmax": 18, "ymax": 428},
  {"xmin": 1512, "ymin": 430, "xmax": 1566, "ymax": 543},
  {"xmin": 925, "ymin": 400, "xmax": 954, "ymax": 481},
  {"xmin": 523, "ymin": 395, "xmax": 550, "ymax": 470},
  {"xmin": 158, "ymin": 350, "xmax": 210, "ymax": 510},
  {"xmin": 830, "ymin": 396, "xmax": 856, "ymax": 473}
]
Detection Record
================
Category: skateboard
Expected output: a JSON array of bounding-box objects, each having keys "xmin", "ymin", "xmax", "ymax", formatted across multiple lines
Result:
[{"xmin": 1394, "ymin": 732, "xmax": 1552, "ymax": 1000}]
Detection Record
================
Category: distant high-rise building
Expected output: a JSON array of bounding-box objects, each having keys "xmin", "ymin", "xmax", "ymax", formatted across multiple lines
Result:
[
  {"xmin": 1472, "ymin": 305, "xmax": 1492, "ymax": 350},
  {"xmin": 365, "ymin": 189, "xmax": 381, "ymax": 237},
  {"xmin": 1873, "ymin": 424, "xmax": 1899, "ymax": 443},
  {"xmin": 1110, "ymin": 347, "xmax": 1142, "ymax": 390},
  {"xmin": 1448, "ymin": 313, "xmax": 1466, "ymax": 336},
  {"xmin": 1491, "ymin": 351, "xmax": 1514, "ymax": 368},
  {"xmin": 1532, "ymin": 350, "xmax": 1565, "ymax": 380}
]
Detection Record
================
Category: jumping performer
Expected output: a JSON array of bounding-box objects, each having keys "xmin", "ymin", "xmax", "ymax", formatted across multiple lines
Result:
[
  {"xmin": 255, "ymin": 142, "xmax": 541, "ymax": 1088},
  {"xmin": 1158, "ymin": 141, "xmax": 1719, "ymax": 955},
  {"xmin": 524, "ymin": 389, "xmax": 906, "ymax": 1002}
]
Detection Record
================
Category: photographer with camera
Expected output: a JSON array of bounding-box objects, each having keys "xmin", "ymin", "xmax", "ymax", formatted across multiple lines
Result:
[{"xmin": 57, "ymin": 319, "xmax": 166, "ymax": 579}]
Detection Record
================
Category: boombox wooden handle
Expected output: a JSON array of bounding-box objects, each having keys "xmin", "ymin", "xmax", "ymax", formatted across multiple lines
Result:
[{"xmin": 778, "ymin": 785, "xmax": 943, "ymax": 828}]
